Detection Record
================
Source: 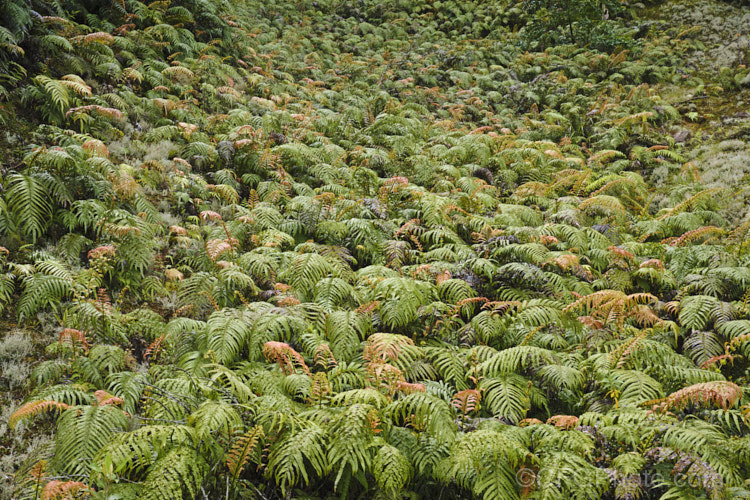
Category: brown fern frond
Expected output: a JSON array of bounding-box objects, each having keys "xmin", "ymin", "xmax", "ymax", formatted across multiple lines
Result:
[
  {"xmin": 93, "ymin": 390, "xmax": 124, "ymax": 408},
  {"xmin": 543, "ymin": 254, "xmax": 579, "ymax": 271},
  {"xmin": 79, "ymin": 32, "xmax": 114, "ymax": 45},
  {"xmin": 98, "ymin": 222, "xmax": 141, "ymax": 237},
  {"xmin": 145, "ymin": 334, "xmax": 167, "ymax": 361},
  {"xmin": 639, "ymin": 259, "xmax": 664, "ymax": 271},
  {"xmin": 547, "ymin": 415, "xmax": 579, "ymax": 430},
  {"xmin": 355, "ymin": 301, "xmax": 380, "ymax": 314},
  {"xmin": 313, "ymin": 344, "xmax": 337, "ymax": 369},
  {"xmin": 10, "ymin": 400, "xmax": 70, "ymax": 429},
  {"xmin": 379, "ymin": 176, "xmax": 410, "ymax": 200},
  {"xmin": 667, "ymin": 226, "xmax": 725, "ymax": 247},
  {"xmin": 59, "ymin": 328, "xmax": 89, "ymax": 353},
  {"xmin": 701, "ymin": 354, "xmax": 736, "ymax": 369},
  {"xmin": 451, "ymin": 389, "xmax": 482, "ymax": 416},
  {"xmin": 81, "ymin": 139, "xmax": 109, "ymax": 157},
  {"xmin": 42, "ymin": 480, "xmax": 93, "ymax": 500},
  {"xmin": 206, "ymin": 238, "xmax": 237, "ymax": 261},
  {"xmin": 363, "ymin": 333, "xmax": 414, "ymax": 364},
  {"xmin": 519, "ymin": 418, "xmax": 544, "ymax": 427},
  {"xmin": 199, "ymin": 210, "xmax": 223, "ymax": 222},
  {"xmin": 226, "ymin": 425, "xmax": 264, "ymax": 479},
  {"xmin": 395, "ymin": 381, "xmax": 426, "ymax": 394},
  {"xmin": 650, "ymin": 381, "xmax": 743, "ymax": 413},
  {"xmin": 87, "ymin": 246, "xmax": 115, "ymax": 260},
  {"xmin": 65, "ymin": 105, "xmax": 123, "ymax": 120},
  {"xmin": 262, "ymin": 341, "xmax": 310, "ymax": 376}
]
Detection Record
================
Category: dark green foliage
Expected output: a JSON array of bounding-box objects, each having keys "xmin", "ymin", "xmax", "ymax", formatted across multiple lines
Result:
[{"xmin": 3, "ymin": 0, "xmax": 750, "ymax": 499}]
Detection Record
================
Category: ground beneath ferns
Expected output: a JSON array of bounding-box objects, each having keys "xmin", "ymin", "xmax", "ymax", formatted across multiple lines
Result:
[{"xmin": 644, "ymin": 0, "xmax": 750, "ymax": 221}]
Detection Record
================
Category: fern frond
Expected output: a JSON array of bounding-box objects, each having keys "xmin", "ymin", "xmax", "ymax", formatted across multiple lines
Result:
[
  {"xmin": 373, "ymin": 443, "xmax": 412, "ymax": 497},
  {"xmin": 267, "ymin": 422, "xmax": 328, "ymax": 494},
  {"xmin": 54, "ymin": 405, "xmax": 129, "ymax": 475},
  {"xmin": 226, "ymin": 425, "xmax": 264, "ymax": 481},
  {"xmin": 140, "ymin": 447, "xmax": 207, "ymax": 500},
  {"xmin": 9, "ymin": 400, "xmax": 70, "ymax": 429}
]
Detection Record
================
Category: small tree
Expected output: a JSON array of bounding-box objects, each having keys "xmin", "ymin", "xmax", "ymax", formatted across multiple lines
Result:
[{"xmin": 522, "ymin": 0, "xmax": 630, "ymax": 51}]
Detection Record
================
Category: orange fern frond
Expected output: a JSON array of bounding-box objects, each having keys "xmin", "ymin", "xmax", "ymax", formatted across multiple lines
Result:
[
  {"xmin": 639, "ymin": 259, "xmax": 664, "ymax": 271},
  {"xmin": 10, "ymin": 400, "xmax": 70, "ymax": 429},
  {"xmin": 451, "ymin": 389, "xmax": 482, "ymax": 416},
  {"xmin": 355, "ymin": 301, "xmax": 380, "ymax": 314},
  {"xmin": 547, "ymin": 415, "xmax": 579, "ymax": 430},
  {"xmin": 701, "ymin": 354, "xmax": 736, "ymax": 369},
  {"xmin": 199, "ymin": 210, "xmax": 223, "ymax": 222},
  {"xmin": 519, "ymin": 418, "xmax": 544, "ymax": 427},
  {"xmin": 226, "ymin": 425, "xmax": 264, "ymax": 479},
  {"xmin": 93, "ymin": 390, "xmax": 124, "ymax": 408},
  {"xmin": 363, "ymin": 333, "xmax": 414, "ymax": 364},
  {"xmin": 313, "ymin": 344, "xmax": 337, "ymax": 369},
  {"xmin": 59, "ymin": 328, "xmax": 89, "ymax": 353},
  {"xmin": 75, "ymin": 31, "xmax": 114, "ymax": 45},
  {"xmin": 651, "ymin": 381, "xmax": 743, "ymax": 413},
  {"xmin": 543, "ymin": 254, "xmax": 579, "ymax": 271},
  {"xmin": 65, "ymin": 105, "xmax": 123, "ymax": 120},
  {"xmin": 42, "ymin": 480, "xmax": 94, "ymax": 500},
  {"xmin": 262, "ymin": 341, "xmax": 310, "ymax": 376},
  {"xmin": 667, "ymin": 226, "xmax": 725, "ymax": 247},
  {"xmin": 395, "ymin": 381, "xmax": 426, "ymax": 395},
  {"xmin": 206, "ymin": 238, "xmax": 237, "ymax": 261},
  {"xmin": 145, "ymin": 334, "xmax": 167, "ymax": 361}
]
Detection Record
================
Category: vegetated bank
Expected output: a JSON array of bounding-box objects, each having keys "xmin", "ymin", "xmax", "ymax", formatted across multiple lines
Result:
[{"xmin": 1, "ymin": 0, "xmax": 750, "ymax": 499}]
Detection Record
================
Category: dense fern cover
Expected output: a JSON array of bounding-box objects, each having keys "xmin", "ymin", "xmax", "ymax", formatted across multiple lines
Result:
[{"xmin": 2, "ymin": 0, "xmax": 750, "ymax": 498}]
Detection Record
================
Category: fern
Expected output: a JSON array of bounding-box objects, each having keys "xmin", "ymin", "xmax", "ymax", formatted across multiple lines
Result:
[
  {"xmin": 226, "ymin": 425, "xmax": 264, "ymax": 484},
  {"xmin": 54, "ymin": 404, "xmax": 129, "ymax": 475},
  {"xmin": 437, "ymin": 429, "xmax": 530, "ymax": 500},
  {"xmin": 479, "ymin": 374, "xmax": 534, "ymax": 423},
  {"xmin": 4, "ymin": 173, "xmax": 54, "ymax": 243},
  {"xmin": 267, "ymin": 422, "xmax": 328, "ymax": 494},
  {"xmin": 373, "ymin": 443, "xmax": 413, "ymax": 497},
  {"xmin": 140, "ymin": 447, "xmax": 208, "ymax": 500},
  {"xmin": 9, "ymin": 400, "xmax": 70, "ymax": 429},
  {"xmin": 206, "ymin": 309, "xmax": 251, "ymax": 364}
]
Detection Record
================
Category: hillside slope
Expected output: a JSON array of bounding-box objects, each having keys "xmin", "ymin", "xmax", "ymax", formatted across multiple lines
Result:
[{"xmin": 2, "ymin": 0, "xmax": 750, "ymax": 499}]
